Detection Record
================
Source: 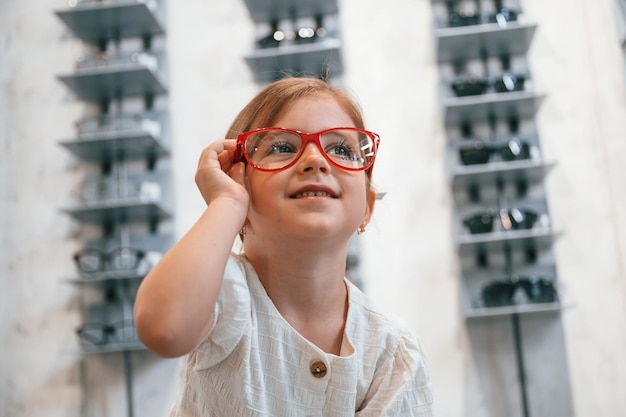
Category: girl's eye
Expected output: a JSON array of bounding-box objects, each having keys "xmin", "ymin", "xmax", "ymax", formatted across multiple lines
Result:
[
  {"xmin": 326, "ymin": 140, "xmax": 357, "ymax": 159},
  {"xmin": 268, "ymin": 141, "xmax": 298, "ymax": 154}
]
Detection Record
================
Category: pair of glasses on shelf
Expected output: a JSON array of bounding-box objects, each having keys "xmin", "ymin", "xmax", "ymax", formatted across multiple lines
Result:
[
  {"xmin": 481, "ymin": 275, "xmax": 557, "ymax": 307},
  {"xmin": 74, "ymin": 113, "xmax": 161, "ymax": 137},
  {"xmin": 448, "ymin": 8, "xmax": 519, "ymax": 27},
  {"xmin": 451, "ymin": 73, "xmax": 526, "ymax": 97},
  {"xmin": 75, "ymin": 51, "xmax": 157, "ymax": 71},
  {"xmin": 463, "ymin": 208, "xmax": 539, "ymax": 234},
  {"xmin": 257, "ymin": 19, "xmax": 327, "ymax": 49},
  {"xmin": 80, "ymin": 179, "xmax": 162, "ymax": 206},
  {"xmin": 458, "ymin": 138, "xmax": 530, "ymax": 165},
  {"xmin": 448, "ymin": 10, "xmax": 482, "ymax": 27},
  {"xmin": 76, "ymin": 320, "xmax": 139, "ymax": 348},
  {"xmin": 74, "ymin": 247, "xmax": 146, "ymax": 275},
  {"xmin": 487, "ymin": 8, "xmax": 519, "ymax": 26}
]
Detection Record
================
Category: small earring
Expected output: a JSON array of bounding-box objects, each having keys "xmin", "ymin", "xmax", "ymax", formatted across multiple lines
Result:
[
  {"xmin": 239, "ymin": 225, "xmax": 247, "ymax": 238},
  {"xmin": 357, "ymin": 225, "xmax": 366, "ymax": 235}
]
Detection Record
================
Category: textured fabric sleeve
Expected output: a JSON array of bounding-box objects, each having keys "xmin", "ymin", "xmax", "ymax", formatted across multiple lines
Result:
[
  {"xmin": 356, "ymin": 334, "xmax": 434, "ymax": 417},
  {"xmin": 189, "ymin": 255, "xmax": 251, "ymax": 371}
]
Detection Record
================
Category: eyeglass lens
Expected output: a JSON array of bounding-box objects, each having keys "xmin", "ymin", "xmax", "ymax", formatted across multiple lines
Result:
[{"xmin": 243, "ymin": 129, "xmax": 375, "ymax": 170}]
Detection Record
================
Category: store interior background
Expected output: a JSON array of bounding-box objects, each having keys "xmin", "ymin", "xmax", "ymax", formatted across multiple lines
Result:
[{"xmin": 1, "ymin": 0, "xmax": 626, "ymax": 416}]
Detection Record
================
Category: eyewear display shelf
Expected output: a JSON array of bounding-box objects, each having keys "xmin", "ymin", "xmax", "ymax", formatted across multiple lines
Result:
[
  {"xmin": 431, "ymin": 1, "xmax": 574, "ymax": 416},
  {"xmin": 55, "ymin": 2, "xmax": 171, "ymax": 417},
  {"xmin": 242, "ymin": 0, "xmax": 343, "ymax": 82}
]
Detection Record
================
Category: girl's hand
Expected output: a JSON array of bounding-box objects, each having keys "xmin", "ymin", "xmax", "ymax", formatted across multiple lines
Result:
[{"xmin": 195, "ymin": 139, "xmax": 249, "ymax": 210}]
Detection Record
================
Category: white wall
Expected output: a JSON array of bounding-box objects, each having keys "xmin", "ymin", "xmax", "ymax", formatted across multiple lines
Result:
[{"xmin": 1, "ymin": 0, "xmax": 625, "ymax": 416}]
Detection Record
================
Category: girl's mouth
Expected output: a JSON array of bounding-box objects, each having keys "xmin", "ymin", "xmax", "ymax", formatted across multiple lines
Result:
[{"xmin": 291, "ymin": 191, "xmax": 336, "ymax": 199}]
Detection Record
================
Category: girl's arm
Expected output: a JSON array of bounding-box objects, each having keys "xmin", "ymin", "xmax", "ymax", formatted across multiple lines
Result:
[{"xmin": 133, "ymin": 139, "xmax": 248, "ymax": 358}]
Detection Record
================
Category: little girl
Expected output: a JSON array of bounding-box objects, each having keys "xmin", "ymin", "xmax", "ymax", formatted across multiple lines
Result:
[{"xmin": 134, "ymin": 77, "xmax": 434, "ymax": 416}]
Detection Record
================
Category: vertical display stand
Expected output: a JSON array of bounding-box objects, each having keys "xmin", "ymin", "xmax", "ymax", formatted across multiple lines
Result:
[
  {"xmin": 431, "ymin": 0, "xmax": 574, "ymax": 415},
  {"xmin": 55, "ymin": 2, "xmax": 173, "ymax": 416}
]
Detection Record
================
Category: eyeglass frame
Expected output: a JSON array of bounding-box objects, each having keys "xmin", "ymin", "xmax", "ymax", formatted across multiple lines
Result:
[{"xmin": 233, "ymin": 127, "xmax": 381, "ymax": 173}]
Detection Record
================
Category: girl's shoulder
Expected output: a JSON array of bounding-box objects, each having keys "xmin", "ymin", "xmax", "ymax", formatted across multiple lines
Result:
[
  {"xmin": 345, "ymin": 280, "xmax": 425, "ymax": 357},
  {"xmin": 346, "ymin": 280, "xmax": 411, "ymax": 332}
]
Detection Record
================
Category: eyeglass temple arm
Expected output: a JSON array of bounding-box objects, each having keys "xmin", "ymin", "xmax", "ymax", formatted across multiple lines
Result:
[{"xmin": 232, "ymin": 143, "xmax": 244, "ymax": 164}]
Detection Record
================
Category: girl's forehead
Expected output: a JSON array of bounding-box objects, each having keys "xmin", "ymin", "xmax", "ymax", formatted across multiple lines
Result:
[{"xmin": 273, "ymin": 95, "xmax": 355, "ymax": 129}]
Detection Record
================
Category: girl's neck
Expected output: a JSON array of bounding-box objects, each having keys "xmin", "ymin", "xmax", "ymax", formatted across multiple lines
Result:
[
  {"xmin": 245, "ymin": 239, "xmax": 348, "ymax": 302},
  {"xmin": 244, "ymin": 238, "xmax": 350, "ymax": 354}
]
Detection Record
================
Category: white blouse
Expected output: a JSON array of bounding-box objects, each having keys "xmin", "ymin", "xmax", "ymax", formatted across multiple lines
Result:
[{"xmin": 169, "ymin": 254, "xmax": 434, "ymax": 417}]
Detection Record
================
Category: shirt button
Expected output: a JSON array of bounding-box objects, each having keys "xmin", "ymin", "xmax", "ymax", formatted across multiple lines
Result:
[{"xmin": 310, "ymin": 360, "xmax": 327, "ymax": 378}]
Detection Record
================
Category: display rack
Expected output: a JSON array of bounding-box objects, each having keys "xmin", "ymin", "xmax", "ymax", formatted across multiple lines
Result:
[
  {"xmin": 55, "ymin": 1, "xmax": 172, "ymax": 417},
  {"xmin": 431, "ymin": 0, "xmax": 574, "ymax": 415}
]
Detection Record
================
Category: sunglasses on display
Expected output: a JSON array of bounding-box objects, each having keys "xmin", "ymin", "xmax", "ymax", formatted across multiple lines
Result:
[
  {"xmin": 493, "ymin": 73, "xmax": 526, "ymax": 93},
  {"xmin": 73, "ymin": 247, "xmax": 146, "ymax": 275},
  {"xmin": 463, "ymin": 208, "xmax": 539, "ymax": 234},
  {"xmin": 233, "ymin": 127, "xmax": 380, "ymax": 173},
  {"xmin": 481, "ymin": 276, "xmax": 557, "ymax": 307},
  {"xmin": 488, "ymin": 8, "xmax": 519, "ymax": 26},
  {"xmin": 74, "ymin": 113, "xmax": 161, "ymax": 137},
  {"xmin": 257, "ymin": 18, "xmax": 326, "ymax": 49},
  {"xmin": 448, "ymin": 10, "xmax": 482, "ymax": 27},
  {"xmin": 447, "ymin": 7, "xmax": 519, "ymax": 28},
  {"xmin": 458, "ymin": 138, "xmax": 530, "ymax": 165},
  {"xmin": 451, "ymin": 76, "xmax": 490, "ymax": 96},
  {"xmin": 76, "ymin": 320, "xmax": 139, "ymax": 348},
  {"xmin": 75, "ymin": 51, "xmax": 158, "ymax": 72},
  {"xmin": 451, "ymin": 73, "xmax": 526, "ymax": 97},
  {"xmin": 80, "ymin": 179, "xmax": 162, "ymax": 205}
]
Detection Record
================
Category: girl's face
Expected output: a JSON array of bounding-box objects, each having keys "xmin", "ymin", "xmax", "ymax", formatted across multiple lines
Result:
[{"xmin": 244, "ymin": 94, "xmax": 375, "ymax": 245}]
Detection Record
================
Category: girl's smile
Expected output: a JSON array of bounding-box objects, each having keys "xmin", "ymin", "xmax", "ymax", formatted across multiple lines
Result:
[{"xmin": 289, "ymin": 183, "xmax": 339, "ymax": 199}]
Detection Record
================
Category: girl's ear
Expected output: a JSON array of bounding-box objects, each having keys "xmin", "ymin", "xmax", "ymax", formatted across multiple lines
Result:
[{"xmin": 362, "ymin": 189, "xmax": 376, "ymax": 227}]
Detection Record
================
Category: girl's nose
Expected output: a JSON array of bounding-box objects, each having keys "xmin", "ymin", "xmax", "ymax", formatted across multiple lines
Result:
[{"xmin": 298, "ymin": 142, "xmax": 330, "ymax": 173}]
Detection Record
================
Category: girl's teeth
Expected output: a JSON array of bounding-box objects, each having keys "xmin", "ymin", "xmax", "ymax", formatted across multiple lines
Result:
[{"xmin": 298, "ymin": 191, "xmax": 330, "ymax": 197}]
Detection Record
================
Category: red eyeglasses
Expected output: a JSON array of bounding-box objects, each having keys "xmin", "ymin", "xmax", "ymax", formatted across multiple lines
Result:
[{"xmin": 233, "ymin": 127, "xmax": 380, "ymax": 172}]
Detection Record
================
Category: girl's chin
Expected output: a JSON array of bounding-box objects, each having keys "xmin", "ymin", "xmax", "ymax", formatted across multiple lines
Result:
[{"xmin": 286, "ymin": 224, "xmax": 356, "ymax": 241}]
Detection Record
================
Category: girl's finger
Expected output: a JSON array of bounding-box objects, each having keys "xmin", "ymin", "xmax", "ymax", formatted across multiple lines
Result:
[{"xmin": 198, "ymin": 139, "xmax": 236, "ymax": 169}]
